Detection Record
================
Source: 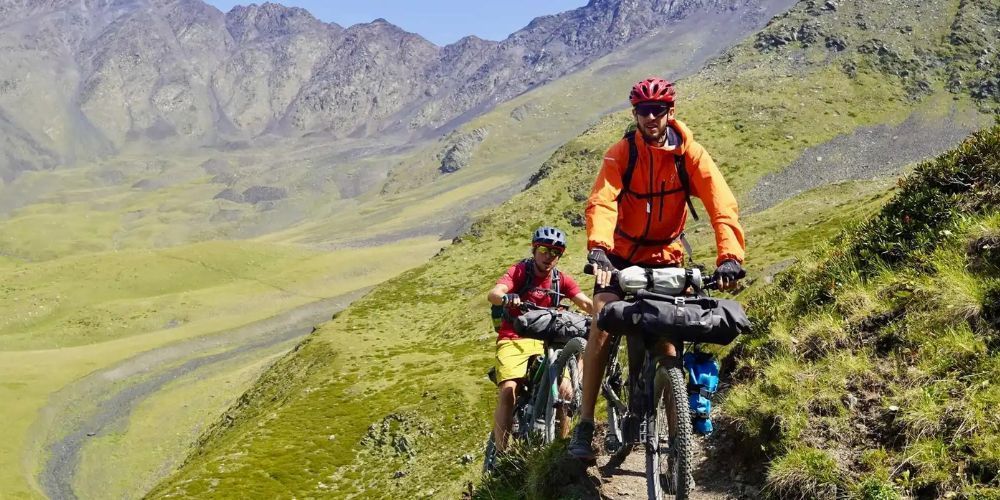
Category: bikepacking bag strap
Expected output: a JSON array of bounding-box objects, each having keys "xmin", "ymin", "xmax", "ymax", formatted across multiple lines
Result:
[
  {"xmin": 595, "ymin": 290, "xmax": 751, "ymax": 345},
  {"xmin": 615, "ymin": 128, "xmax": 699, "ymax": 262}
]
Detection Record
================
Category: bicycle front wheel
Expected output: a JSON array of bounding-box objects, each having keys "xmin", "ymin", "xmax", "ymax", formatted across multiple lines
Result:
[
  {"xmin": 604, "ymin": 337, "xmax": 633, "ymax": 466},
  {"xmin": 544, "ymin": 337, "xmax": 586, "ymax": 443},
  {"xmin": 647, "ymin": 364, "xmax": 692, "ymax": 500},
  {"xmin": 482, "ymin": 431, "xmax": 496, "ymax": 475}
]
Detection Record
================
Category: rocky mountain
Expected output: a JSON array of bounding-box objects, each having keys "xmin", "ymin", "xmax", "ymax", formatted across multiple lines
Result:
[{"xmin": 0, "ymin": 0, "xmax": 784, "ymax": 182}]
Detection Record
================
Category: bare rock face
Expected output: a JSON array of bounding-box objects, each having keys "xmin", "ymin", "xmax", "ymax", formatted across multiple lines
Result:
[
  {"xmin": 0, "ymin": 0, "xmax": 782, "ymax": 180},
  {"xmin": 438, "ymin": 128, "xmax": 488, "ymax": 173},
  {"xmin": 213, "ymin": 188, "xmax": 244, "ymax": 203},
  {"xmin": 242, "ymin": 185, "xmax": 287, "ymax": 204}
]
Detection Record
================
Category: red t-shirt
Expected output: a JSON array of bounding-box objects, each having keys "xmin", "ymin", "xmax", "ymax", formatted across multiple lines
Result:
[{"xmin": 496, "ymin": 260, "xmax": 582, "ymax": 342}]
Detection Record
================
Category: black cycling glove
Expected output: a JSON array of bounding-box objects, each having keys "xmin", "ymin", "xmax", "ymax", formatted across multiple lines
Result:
[
  {"xmin": 714, "ymin": 259, "xmax": 746, "ymax": 282},
  {"xmin": 500, "ymin": 293, "xmax": 520, "ymax": 306},
  {"xmin": 587, "ymin": 248, "xmax": 615, "ymax": 272}
]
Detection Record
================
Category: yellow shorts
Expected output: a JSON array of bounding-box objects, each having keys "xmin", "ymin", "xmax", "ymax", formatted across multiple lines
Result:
[{"xmin": 495, "ymin": 338, "xmax": 544, "ymax": 383}]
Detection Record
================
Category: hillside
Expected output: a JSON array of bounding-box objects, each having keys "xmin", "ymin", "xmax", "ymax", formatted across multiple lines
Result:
[
  {"xmin": 723, "ymin": 124, "xmax": 1000, "ymax": 498},
  {"xmin": 148, "ymin": 0, "xmax": 997, "ymax": 497}
]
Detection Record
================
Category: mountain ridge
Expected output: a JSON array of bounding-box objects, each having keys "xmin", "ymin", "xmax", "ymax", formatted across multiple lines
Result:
[{"xmin": 0, "ymin": 0, "xmax": 784, "ymax": 181}]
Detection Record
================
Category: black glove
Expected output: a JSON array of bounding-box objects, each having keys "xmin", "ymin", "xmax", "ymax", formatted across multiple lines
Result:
[
  {"xmin": 714, "ymin": 259, "xmax": 746, "ymax": 283},
  {"xmin": 500, "ymin": 293, "xmax": 520, "ymax": 306},
  {"xmin": 587, "ymin": 247, "xmax": 615, "ymax": 272}
]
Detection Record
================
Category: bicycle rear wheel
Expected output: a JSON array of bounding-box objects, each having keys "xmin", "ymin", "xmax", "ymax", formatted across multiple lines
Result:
[
  {"xmin": 647, "ymin": 364, "xmax": 692, "ymax": 500},
  {"xmin": 544, "ymin": 337, "xmax": 586, "ymax": 443}
]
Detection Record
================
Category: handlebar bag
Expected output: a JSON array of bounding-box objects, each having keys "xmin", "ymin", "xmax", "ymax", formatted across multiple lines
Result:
[
  {"xmin": 617, "ymin": 266, "xmax": 704, "ymax": 295},
  {"xmin": 597, "ymin": 293, "xmax": 750, "ymax": 345},
  {"xmin": 513, "ymin": 309, "xmax": 590, "ymax": 344}
]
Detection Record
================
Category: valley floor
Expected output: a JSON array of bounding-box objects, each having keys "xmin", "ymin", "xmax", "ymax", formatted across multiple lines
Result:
[{"xmin": 0, "ymin": 237, "xmax": 446, "ymax": 499}]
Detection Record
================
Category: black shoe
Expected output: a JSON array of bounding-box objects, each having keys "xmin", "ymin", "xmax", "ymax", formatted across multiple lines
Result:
[{"xmin": 568, "ymin": 420, "xmax": 597, "ymax": 465}]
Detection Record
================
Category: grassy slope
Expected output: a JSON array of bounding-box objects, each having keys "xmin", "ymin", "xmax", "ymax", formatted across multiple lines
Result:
[
  {"xmin": 0, "ymin": 238, "xmax": 446, "ymax": 351},
  {"xmin": 726, "ymin": 125, "xmax": 1000, "ymax": 498},
  {"xmin": 73, "ymin": 349, "xmax": 289, "ymax": 499},
  {"xmin": 152, "ymin": 0, "xmax": 998, "ymax": 497},
  {"xmin": 0, "ymin": 237, "xmax": 444, "ymax": 499}
]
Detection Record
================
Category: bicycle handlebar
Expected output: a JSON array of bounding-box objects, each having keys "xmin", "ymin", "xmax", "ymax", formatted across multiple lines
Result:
[{"xmin": 583, "ymin": 263, "xmax": 723, "ymax": 291}]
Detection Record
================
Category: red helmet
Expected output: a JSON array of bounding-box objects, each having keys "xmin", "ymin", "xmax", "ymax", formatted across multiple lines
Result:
[{"xmin": 629, "ymin": 77, "xmax": 676, "ymax": 105}]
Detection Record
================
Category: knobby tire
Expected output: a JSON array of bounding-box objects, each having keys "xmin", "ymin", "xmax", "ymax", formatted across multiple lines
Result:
[
  {"xmin": 544, "ymin": 337, "xmax": 586, "ymax": 443},
  {"xmin": 647, "ymin": 364, "xmax": 692, "ymax": 500},
  {"xmin": 604, "ymin": 342, "xmax": 632, "ymax": 468}
]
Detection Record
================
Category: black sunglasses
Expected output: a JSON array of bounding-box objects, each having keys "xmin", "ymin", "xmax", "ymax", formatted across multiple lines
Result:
[{"xmin": 634, "ymin": 103, "xmax": 671, "ymax": 118}]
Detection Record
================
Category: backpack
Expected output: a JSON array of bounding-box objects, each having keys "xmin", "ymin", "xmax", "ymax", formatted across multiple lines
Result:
[
  {"xmin": 490, "ymin": 259, "xmax": 562, "ymax": 333},
  {"xmin": 617, "ymin": 127, "xmax": 699, "ymax": 260}
]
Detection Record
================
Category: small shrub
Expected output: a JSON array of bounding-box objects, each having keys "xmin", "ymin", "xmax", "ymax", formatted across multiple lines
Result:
[{"xmin": 855, "ymin": 475, "xmax": 901, "ymax": 500}]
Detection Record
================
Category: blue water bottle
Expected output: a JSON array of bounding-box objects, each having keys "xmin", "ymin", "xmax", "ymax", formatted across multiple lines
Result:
[{"xmin": 683, "ymin": 348, "xmax": 719, "ymax": 435}]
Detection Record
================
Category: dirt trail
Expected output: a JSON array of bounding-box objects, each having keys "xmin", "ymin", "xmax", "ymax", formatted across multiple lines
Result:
[
  {"xmin": 33, "ymin": 289, "xmax": 368, "ymax": 500},
  {"xmin": 589, "ymin": 435, "xmax": 755, "ymax": 499}
]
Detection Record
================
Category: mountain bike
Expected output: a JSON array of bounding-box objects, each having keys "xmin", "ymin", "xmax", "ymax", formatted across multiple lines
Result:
[
  {"xmin": 586, "ymin": 263, "xmax": 723, "ymax": 500},
  {"xmin": 482, "ymin": 303, "xmax": 589, "ymax": 473}
]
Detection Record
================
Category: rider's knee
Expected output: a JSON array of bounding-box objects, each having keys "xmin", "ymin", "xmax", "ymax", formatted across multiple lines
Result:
[{"xmin": 496, "ymin": 380, "xmax": 517, "ymax": 406}]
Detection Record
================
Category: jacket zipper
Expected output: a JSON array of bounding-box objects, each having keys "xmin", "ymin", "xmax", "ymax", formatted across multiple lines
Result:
[
  {"xmin": 626, "ymin": 147, "xmax": 657, "ymax": 261},
  {"xmin": 659, "ymin": 180, "xmax": 666, "ymax": 222}
]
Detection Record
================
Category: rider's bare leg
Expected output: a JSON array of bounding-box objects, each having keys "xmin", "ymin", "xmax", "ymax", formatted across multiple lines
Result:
[
  {"xmin": 556, "ymin": 354, "xmax": 586, "ymax": 437},
  {"xmin": 493, "ymin": 379, "xmax": 518, "ymax": 452},
  {"xmin": 558, "ymin": 378, "xmax": 572, "ymax": 438}
]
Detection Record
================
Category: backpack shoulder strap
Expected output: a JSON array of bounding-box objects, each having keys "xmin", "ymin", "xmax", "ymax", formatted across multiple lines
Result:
[
  {"xmin": 517, "ymin": 258, "xmax": 536, "ymax": 296},
  {"xmin": 616, "ymin": 131, "xmax": 639, "ymax": 204},
  {"xmin": 550, "ymin": 267, "xmax": 561, "ymax": 304}
]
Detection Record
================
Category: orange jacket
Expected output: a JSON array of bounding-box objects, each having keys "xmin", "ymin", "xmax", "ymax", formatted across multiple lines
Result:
[{"xmin": 585, "ymin": 119, "xmax": 745, "ymax": 266}]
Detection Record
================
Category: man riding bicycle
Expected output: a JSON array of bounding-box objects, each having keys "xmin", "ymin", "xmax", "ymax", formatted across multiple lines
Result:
[
  {"xmin": 488, "ymin": 226, "xmax": 593, "ymax": 453},
  {"xmin": 568, "ymin": 77, "xmax": 746, "ymax": 464}
]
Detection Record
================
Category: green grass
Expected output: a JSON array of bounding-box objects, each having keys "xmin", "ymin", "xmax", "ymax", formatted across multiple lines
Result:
[
  {"xmin": 72, "ymin": 350, "xmax": 284, "ymax": 500},
  {"xmin": 726, "ymin": 125, "xmax": 1000, "ymax": 496},
  {"xmin": 0, "ymin": 238, "xmax": 444, "ymax": 350},
  {"xmin": 766, "ymin": 447, "xmax": 843, "ymax": 499},
  {"xmin": 0, "ymin": 236, "xmax": 444, "ymax": 499}
]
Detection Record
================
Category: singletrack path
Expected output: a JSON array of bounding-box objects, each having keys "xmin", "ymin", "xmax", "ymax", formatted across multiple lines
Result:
[{"xmin": 589, "ymin": 433, "xmax": 754, "ymax": 499}]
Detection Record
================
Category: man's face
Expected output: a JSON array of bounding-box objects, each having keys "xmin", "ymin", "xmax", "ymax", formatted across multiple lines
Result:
[
  {"xmin": 531, "ymin": 244, "xmax": 562, "ymax": 273},
  {"xmin": 633, "ymin": 102, "xmax": 674, "ymax": 145}
]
